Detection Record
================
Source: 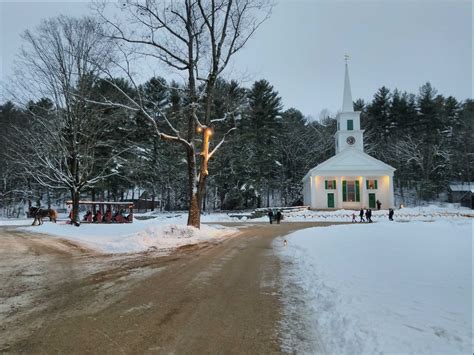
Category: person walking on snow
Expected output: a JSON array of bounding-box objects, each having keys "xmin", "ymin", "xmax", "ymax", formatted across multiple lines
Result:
[
  {"xmin": 367, "ymin": 209, "xmax": 373, "ymax": 223},
  {"xmin": 276, "ymin": 210, "xmax": 283, "ymax": 224},
  {"xmin": 359, "ymin": 208, "xmax": 365, "ymax": 222},
  {"xmin": 268, "ymin": 209, "xmax": 274, "ymax": 224},
  {"xmin": 352, "ymin": 212, "xmax": 357, "ymax": 223},
  {"xmin": 388, "ymin": 208, "xmax": 394, "ymax": 221}
]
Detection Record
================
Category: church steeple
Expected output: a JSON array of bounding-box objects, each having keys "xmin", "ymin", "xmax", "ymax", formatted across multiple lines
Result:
[
  {"xmin": 342, "ymin": 55, "xmax": 354, "ymax": 112},
  {"xmin": 335, "ymin": 56, "xmax": 364, "ymax": 154}
]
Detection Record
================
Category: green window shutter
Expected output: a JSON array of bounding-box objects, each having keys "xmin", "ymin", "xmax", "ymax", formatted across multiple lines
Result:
[
  {"xmin": 333, "ymin": 180, "xmax": 336, "ymax": 189},
  {"xmin": 366, "ymin": 180, "xmax": 369, "ymax": 189},
  {"xmin": 325, "ymin": 180, "xmax": 328, "ymax": 189},
  {"xmin": 342, "ymin": 180, "xmax": 347, "ymax": 201},
  {"xmin": 375, "ymin": 180, "xmax": 378, "ymax": 189},
  {"xmin": 347, "ymin": 120, "xmax": 353, "ymax": 130},
  {"xmin": 355, "ymin": 180, "xmax": 360, "ymax": 202}
]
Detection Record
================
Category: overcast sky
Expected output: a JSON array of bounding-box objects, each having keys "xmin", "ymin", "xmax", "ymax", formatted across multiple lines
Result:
[{"xmin": 0, "ymin": 0, "xmax": 472, "ymax": 119}]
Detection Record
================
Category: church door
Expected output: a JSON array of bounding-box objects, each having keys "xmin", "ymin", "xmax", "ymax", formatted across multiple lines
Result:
[
  {"xmin": 369, "ymin": 193, "xmax": 376, "ymax": 208},
  {"xmin": 327, "ymin": 193, "xmax": 335, "ymax": 208}
]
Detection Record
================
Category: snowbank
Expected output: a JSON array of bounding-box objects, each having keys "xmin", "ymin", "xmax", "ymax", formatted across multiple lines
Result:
[
  {"xmin": 276, "ymin": 219, "xmax": 473, "ymax": 354},
  {"xmin": 20, "ymin": 216, "xmax": 237, "ymax": 254}
]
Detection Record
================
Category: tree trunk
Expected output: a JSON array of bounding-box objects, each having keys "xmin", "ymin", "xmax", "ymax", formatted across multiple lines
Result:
[
  {"xmin": 91, "ymin": 189, "xmax": 96, "ymax": 213},
  {"xmin": 188, "ymin": 192, "xmax": 200, "ymax": 228},
  {"xmin": 71, "ymin": 188, "xmax": 80, "ymax": 227},
  {"xmin": 47, "ymin": 190, "xmax": 51, "ymax": 209},
  {"xmin": 186, "ymin": 150, "xmax": 201, "ymax": 228},
  {"xmin": 159, "ymin": 186, "xmax": 164, "ymax": 212},
  {"xmin": 399, "ymin": 181, "xmax": 405, "ymax": 204},
  {"xmin": 214, "ymin": 185, "xmax": 218, "ymax": 211},
  {"xmin": 202, "ymin": 184, "xmax": 207, "ymax": 212},
  {"xmin": 27, "ymin": 179, "xmax": 32, "ymax": 210}
]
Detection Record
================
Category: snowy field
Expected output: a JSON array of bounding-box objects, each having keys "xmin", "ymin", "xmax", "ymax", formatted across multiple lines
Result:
[
  {"xmin": 275, "ymin": 219, "xmax": 473, "ymax": 354},
  {"xmin": 12, "ymin": 215, "xmax": 237, "ymax": 254}
]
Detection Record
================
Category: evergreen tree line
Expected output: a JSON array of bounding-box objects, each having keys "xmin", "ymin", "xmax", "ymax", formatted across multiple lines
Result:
[
  {"xmin": 0, "ymin": 78, "xmax": 472, "ymax": 214},
  {"xmin": 357, "ymin": 83, "xmax": 472, "ymax": 201}
]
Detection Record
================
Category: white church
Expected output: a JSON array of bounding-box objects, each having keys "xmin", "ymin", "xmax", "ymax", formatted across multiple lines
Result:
[{"xmin": 303, "ymin": 62, "xmax": 395, "ymax": 210}]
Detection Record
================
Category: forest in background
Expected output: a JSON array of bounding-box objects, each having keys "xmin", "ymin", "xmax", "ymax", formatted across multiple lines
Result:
[{"xmin": 1, "ymin": 77, "xmax": 472, "ymax": 214}]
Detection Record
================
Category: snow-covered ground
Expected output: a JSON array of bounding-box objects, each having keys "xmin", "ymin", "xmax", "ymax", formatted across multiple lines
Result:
[
  {"xmin": 2, "ymin": 204, "xmax": 471, "ymax": 255},
  {"xmin": 2, "ymin": 203, "xmax": 471, "ymax": 226},
  {"xmin": 275, "ymin": 219, "xmax": 473, "ymax": 354},
  {"xmin": 224, "ymin": 204, "xmax": 472, "ymax": 223},
  {"xmin": 122, "ymin": 204, "xmax": 473, "ymax": 224},
  {"xmin": 15, "ymin": 215, "xmax": 237, "ymax": 254},
  {"xmin": 0, "ymin": 218, "xmax": 32, "ymax": 226}
]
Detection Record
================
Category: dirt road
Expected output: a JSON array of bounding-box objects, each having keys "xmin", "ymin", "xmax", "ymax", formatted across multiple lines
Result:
[{"xmin": 0, "ymin": 222, "xmax": 335, "ymax": 353}]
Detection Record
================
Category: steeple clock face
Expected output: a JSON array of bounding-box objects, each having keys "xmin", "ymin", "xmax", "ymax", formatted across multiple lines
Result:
[{"xmin": 346, "ymin": 136, "xmax": 356, "ymax": 145}]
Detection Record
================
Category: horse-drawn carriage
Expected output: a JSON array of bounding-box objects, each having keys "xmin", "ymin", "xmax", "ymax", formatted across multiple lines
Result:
[
  {"xmin": 28, "ymin": 201, "xmax": 134, "ymax": 225},
  {"xmin": 66, "ymin": 200, "xmax": 134, "ymax": 224}
]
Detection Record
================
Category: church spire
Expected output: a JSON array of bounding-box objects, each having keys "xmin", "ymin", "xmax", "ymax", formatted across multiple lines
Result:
[
  {"xmin": 335, "ymin": 56, "xmax": 364, "ymax": 154},
  {"xmin": 342, "ymin": 55, "xmax": 354, "ymax": 112}
]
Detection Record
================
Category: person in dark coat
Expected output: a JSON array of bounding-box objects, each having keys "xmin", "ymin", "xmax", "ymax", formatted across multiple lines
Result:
[
  {"xmin": 367, "ymin": 209, "xmax": 373, "ymax": 223},
  {"xmin": 276, "ymin": 210, "xmax": 283, "ymax": 224},
  {"xmin": 376, "ymin": 199, "xmax": 382, "ymax": 210},
  {"xmin": 359, "ymin": 208, "xmax": 365, "ymax": 222},
  {"xmin": 268, "ymin": 210, "xmax": 274, "ymax": 224},
  {"xmin": 388, "ymin": 208, "xmax": 394, "ymax": 221}
]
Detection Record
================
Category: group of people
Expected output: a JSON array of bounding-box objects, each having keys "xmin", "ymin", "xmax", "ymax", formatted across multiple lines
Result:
[
  {"xmin": 352, "ymin": 206, "xmax": 395, "ymax": 223},
  {"xmin": 74, "ymin": 209, "xmax": 132, "ymax": 223},
  {"xmin": 268, "ymin": 209, "xmax": 284, "ymax": 224},
  {"xmin": 81, "ymin": 210, "xmax": 108, "ymax": 223},
  {"xmin": 353, "ymin": 208, "xmax": 374, "ymax": 223}
]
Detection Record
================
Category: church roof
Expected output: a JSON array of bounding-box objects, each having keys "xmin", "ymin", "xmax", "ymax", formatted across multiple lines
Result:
[{"xmin": 303, "ymin": 148, "xmax": 396, "ymax": 181}]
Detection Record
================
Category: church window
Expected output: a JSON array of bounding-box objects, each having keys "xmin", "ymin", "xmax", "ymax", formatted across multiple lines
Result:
[
  {"xmin": 343, "ymin": 180, "xmax": 360, "ymax": 202},
  {"xmin": 366, "ymin": 179, "xmax": 378, "ymax": 189},
  {"xmin": 347, "ymin": 119, "xmax": 354, "ymax": 130},
  {"xmin": 325, "ymin": 180, "xmax": 336, "ymax": 189}
]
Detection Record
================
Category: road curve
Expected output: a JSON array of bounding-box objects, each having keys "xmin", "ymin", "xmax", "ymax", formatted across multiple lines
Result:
[{"xmin": 1, "ymin": 222, "xmax": 337, "ymax": 353}]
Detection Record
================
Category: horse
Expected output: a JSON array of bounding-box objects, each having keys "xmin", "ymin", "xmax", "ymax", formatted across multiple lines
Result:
[{"xmin": 29, "ymin": 207, "xmax": 58, "ymax": 226}]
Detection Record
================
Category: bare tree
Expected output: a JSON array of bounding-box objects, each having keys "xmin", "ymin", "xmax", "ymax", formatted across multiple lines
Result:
[
  {"xmin": 9, "ymin": 16, "xmax": 121, "ymax": 225},
  {"xmin": 95, "ymin": 0, "xmax": 271, "ymax": 228},
  {"xmin": 395, "ymin": 135, "xmax": 450, "ymax": 200}
]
